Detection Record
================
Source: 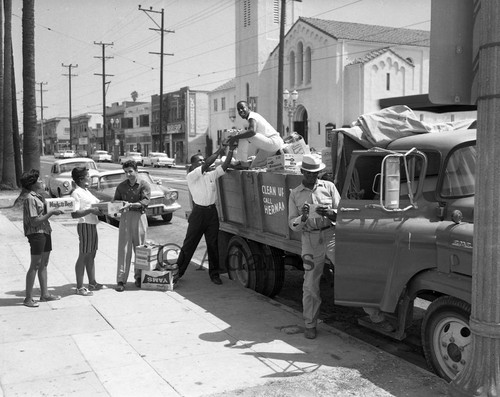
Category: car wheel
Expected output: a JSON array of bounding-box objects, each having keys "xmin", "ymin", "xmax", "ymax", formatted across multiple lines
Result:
[{"xmin": 161, "ymin": 213, "xmax": 173, "ymax": 222}]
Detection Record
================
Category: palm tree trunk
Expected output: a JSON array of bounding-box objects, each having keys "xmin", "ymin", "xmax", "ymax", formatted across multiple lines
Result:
[
  {"xmin": 0, "ymin": 0, "xmax": 4, "ymax": 181},
  {"xmin": 22, "ymin": 0, "xmax": 39, "ymax": 171},
  {"xmin": 11, "ymin": 47, "xmax": 22, "ymax": 185},
  {"xmin": 2, "ymin": 0, "xmax": 16, "ymax": 188}
]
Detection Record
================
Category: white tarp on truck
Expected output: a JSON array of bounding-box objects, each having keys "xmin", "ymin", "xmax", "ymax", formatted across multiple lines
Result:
[{"xmin": 336, "ymin": 105, "xmax": 476, "ymax": 149}]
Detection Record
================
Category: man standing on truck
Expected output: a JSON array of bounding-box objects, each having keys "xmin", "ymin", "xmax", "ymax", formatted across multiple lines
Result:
[
  {"xmin": 288, "ymin": 155, "xmax": 340, "ymax": 339},
  {"xmin": 176, "ymin": 143, "xmax": 237, "ymax": 285},
  {"xmin": 228, "ymin": 101, "xmax": 284, "ymax": 168}
]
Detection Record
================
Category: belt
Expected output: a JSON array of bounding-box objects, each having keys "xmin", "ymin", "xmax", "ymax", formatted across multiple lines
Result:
[
  {"xmin": 194, "ymin": 203, "xmax": 216, "ymax": 209},
  {"xmin": 305, "ymin": 224, "xmax": 334, "ymax": 232}
]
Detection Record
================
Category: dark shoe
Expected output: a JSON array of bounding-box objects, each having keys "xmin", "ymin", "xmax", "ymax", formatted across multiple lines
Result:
[
  {"xmin": 23, "ymin": 298, "xmax": 39, "ymax": 308},
  {"xmin": 304, "ymin": 327, "xmax": 317, "ymax": 339},
  {"xmin": 39, "ymin": 294, "xmax": 61, "ymax": 302},
  {"xmin": 210, "ymin": 275, "xmax": 222, "ymax": 285},
  {"xmin": 134, "ymin": 278, "xmax": 141, "ymax": 288},
  {"xmin": 115, "ymin": 282, "xmax": 125, "ymax": 292},
  {"xmin": 88, "ymin": 282, "xmax": 104, "ymax": 291}
]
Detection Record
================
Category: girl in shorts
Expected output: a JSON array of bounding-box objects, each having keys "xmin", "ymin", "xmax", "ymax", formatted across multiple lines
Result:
[
  {"xmin": 21, "ymin": 169, "xmax": 63, "ymax": 308},
  {"xmin": 70, "ymin": 167, "xmax": 103, "ymax": 296}
]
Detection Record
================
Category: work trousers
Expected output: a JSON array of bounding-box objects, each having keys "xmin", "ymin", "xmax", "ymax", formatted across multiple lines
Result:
[
  {"xmin": 249, "ymin": 134, "xmax": 284, "ymax": 168},
  {"xmin": 116, "ymin": 211, "xmax": 147, "ymax": 284},
  {"xmin": 301, "ymin": 227, "xmax": 335, "ymax": 329},
  {"xmin": 177, "ymin": 205, "xmax": 220, "ymax": 279}
]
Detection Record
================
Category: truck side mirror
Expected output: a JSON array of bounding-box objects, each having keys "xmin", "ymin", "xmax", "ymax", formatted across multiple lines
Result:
[{"xmin": 382, "ymin": 155, "xmax": 401, "ymax": 210}]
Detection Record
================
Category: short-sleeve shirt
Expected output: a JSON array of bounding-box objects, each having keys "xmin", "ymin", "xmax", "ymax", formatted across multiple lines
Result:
[
  {"xmin": 187, "ymin": 165, "xmax": 225, "ymax": 206},
  {"xmin": 23, "ymin": 191, "xmax": 51, "ymax": 236},
  {"xmin": 288, "ymin": 180, "xmax": 341, "ymax": 232},
  {"xmin": 71, "ymin": 186, "xmax": 100, "ymax": 224},
  {"xmin": 113, "ymin": 177, "xmax": 151, "ymax": 211},
  {"xmin": 248, "ymin": 111, "xmax": 279, "ymax": 139}
]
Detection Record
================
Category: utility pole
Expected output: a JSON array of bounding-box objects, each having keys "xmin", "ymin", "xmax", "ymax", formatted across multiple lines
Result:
[
  {"xmin": 62, "ymin": 63, "xmax": 78, "ymax": 150},
  {"xmin": 449, "ymin": 0, "xmax": 500, "ymax": 394},
  {"xmin": 94, "ymin": 41, "xmax": 114, "ymax": 152},
  {"xmin": 36, "ymin": 82, "xmax": 48, "ymax": 155},
  {"xmin": 139, "ymin": 5, "xmax": 174, "ymax": 152},
  {"xmin": 277, "ymin": 0, "xmax": 286, "ymax": 136}
]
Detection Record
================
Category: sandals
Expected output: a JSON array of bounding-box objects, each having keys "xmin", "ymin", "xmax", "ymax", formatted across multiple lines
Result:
[
  {"xmin": 39, "ymin": 294, "xmax": 61, "ymax": 302},
  {"xmin": 23, "ymin": 298, "xmax": 39, "ymax": 308},
  {"xmin": 76, "ymin": 287, "xmax": 93, "ymax": 296}
]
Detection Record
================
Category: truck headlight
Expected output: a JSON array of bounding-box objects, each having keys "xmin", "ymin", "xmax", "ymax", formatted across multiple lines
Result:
[{"xmin": 165, "ymin": 191, "xmax": 178, "ymax": 200}]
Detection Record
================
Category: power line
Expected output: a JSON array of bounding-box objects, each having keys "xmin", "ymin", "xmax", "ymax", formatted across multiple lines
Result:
[
  {"xmin": 36, "ymin": 82, "xmax": 48, "ymax": 155},
  {"xmin": 61, "ymin": 63, "xmax": 78, "ymax": 148}
]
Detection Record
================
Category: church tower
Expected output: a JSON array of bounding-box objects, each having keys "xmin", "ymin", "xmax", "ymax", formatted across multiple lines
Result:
[{"xmin": 234, "ymin": 0, "xmax": 302, "ymax": 112}]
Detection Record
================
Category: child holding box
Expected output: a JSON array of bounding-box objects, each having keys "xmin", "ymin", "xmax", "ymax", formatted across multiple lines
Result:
[{"xmin": 71, "ymin": 167, "xmax": 103, "ymax": 296}]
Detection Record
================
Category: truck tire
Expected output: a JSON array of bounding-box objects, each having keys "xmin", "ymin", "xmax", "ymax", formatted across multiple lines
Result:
[
  {"xmin": 227, "ymin": 236, "xmax": 257, "ymax": 291},
  {"xmin": 421, "ymin": 296, "xmax": 471, "ymax": 382},
  {"xmin": 247, "ymin": 241, "xmax": 284, "ymax": 297}
]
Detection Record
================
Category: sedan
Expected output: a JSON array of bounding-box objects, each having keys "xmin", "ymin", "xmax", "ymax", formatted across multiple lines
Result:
[
  {"xmin": 118, "ymin": 151, "xmax": 143, "ymax": 166},
  {"xmin": 143, "ymin": 152, "xmax": 176, "ymax": 168},
  {"xmin": 91, "ymin": 150, "xmax": 113, "ymax": 163},
  {"xmin": 45, "ymin": 158, "xmax": 100, "ymax": 197},
  {"xmin": 89, "ymin": 169, "xmax": 181, "ymax": 224}
]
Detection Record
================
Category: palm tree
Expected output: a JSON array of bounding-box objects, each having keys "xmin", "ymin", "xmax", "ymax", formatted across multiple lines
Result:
[
  {"xmin": 2, "ymin": 0, "xmax": 17, "ymax": 188},
  {"xmin": 22, "ymin": 0, "xmax": 39, "ymax": 171},
  {"xmin": 131, "ymin": 91, "xmax": 138, "ymax": 102}
]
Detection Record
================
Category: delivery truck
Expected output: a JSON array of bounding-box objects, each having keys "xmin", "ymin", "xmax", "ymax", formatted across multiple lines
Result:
[{"xmin": 215, "ymin": 118, "xmax": 476, "ymax": 382}]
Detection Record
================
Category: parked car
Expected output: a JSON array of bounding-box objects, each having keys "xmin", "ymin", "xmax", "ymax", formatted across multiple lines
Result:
[
  {"xmin": 118, "ymin": 151, "xmax": 143, "ymax": 166},
  {"xmin": 91, "ymin": 150, "xmax": 113, "ymax": 163},
  {"xmin": 45, "ymin": 158, "xmax": 100, "ymax": 197},
  {"xmin": 89, "ymin": 169, "xmax": 181, "ymax": 224},
  {"xmin": 77, "ymin": 150, "xmax": 88, "ymax": 158},
  {"xmin": 54, "ymin": 150, "xmax": 76, "ymax": 159},
  {"xmin": 143, "ymin": 152, "xmax": 176, "ymax": 168}
]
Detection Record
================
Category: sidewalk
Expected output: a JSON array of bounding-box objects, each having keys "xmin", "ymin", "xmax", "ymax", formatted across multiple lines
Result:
[{"xmin": 0, "ymin": 195, "xmax": 447, "ymax": 397}]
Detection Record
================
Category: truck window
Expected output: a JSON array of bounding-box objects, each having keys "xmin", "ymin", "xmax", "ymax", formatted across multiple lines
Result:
[
  {"xmin": 347, "ymin": 157, "xmax": 383, "ymax": 200},
  {"xmin": 441, "ymin": 144, "xmax": 476, "ymax": 197}
]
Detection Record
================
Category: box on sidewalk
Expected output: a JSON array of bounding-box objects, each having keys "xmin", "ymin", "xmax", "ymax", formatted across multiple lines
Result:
[
  {"xmin": 45, "ymin": 197, "xmax": 76, "ymax": 213},
  {"xmin": 135, "ymin": 244, "xmax": 161, "ymax": 271},
  {"xmin": 266, "ymin": 154, "xmax": 303, "ymax": 173},
  {"xmin": 140, "ymin": 269, "xmax": 175, "ymax": 291}
]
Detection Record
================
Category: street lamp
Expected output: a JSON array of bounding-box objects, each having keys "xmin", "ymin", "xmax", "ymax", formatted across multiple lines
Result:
[{"xmin": 283, "ymin": 89, "xmax": 299, "ymax": 135}]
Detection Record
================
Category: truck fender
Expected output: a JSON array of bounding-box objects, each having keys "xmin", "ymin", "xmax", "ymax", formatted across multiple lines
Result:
[{"xmin": 406, "ymin": 269, "xmax": 471, "ymax": 304}]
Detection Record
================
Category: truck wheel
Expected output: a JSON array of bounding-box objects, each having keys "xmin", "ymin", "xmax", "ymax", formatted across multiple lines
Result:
[
  {"xmin": 421, "ymin": 296, "xmax": 471, "ymax": 382},
  {"xmin": 161, "ymin": 213, "xmax": 173, "ymax": 222},
  {"xmin": 248, "ymin": 241, "xmax": 284, "ymax": 297},
  {"xmin": 227, "ymin": 236, "xmax": 257, "ymax": 290}
]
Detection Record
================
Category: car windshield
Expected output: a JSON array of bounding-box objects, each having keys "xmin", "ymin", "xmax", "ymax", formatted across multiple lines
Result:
[
  {"xmin": 59, "ymin": 161, "xmax": 97, "ymax": 173},
  {"xmin": 128, "ymin": 152, "xmax": 141, "ymax": 156},
  {"xmin": 96, "ymin": 151, "xmax": 108, "ymax": 155},
  {"xmin": 440, "ymin": 144, "xmax": 476, "ymax": 197},
  {"xmin": 156, "ymin": 153, "xmax": 168, "ymax": 157}
]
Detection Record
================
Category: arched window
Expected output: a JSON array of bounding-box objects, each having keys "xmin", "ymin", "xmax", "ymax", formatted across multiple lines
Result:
[
  {"xmin": 289, "ymin": 51, "xmax": 295, "ymax": 87},
  {"xmin": 297, "ymin": 42, "xmax": 304, "ymax": 85},
  {"xmin": 305, "ymin": 46, "xmax": 311, "ymax": 84}
]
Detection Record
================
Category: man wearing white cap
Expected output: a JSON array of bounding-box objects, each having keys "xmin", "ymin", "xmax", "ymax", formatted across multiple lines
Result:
[{"xmin": 288, "ymin": 154, "xmax": 340, "ymax": 339}]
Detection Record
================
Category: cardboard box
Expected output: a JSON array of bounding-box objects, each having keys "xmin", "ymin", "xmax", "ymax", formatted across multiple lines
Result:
[
  {"xmin": 45, "ymin": 197, "xmax": 76, "ymax": 213},
  {"xmin": 135, "ymin": 244, "xmax": 161, "ymax": 271},
  {"xmin": 266, "ymin": 154, "xmax": 303, "ymax": 173},
  {"xmin": 140, "ymin": 269, "xmax": 175, "ymax": 291},
  {"xmin": 91, "ymin": 201, "xmax": 126, "ymax": 216}
]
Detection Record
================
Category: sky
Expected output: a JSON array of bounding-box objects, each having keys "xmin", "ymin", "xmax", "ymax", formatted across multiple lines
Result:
[{"xmin": 12, "ymin": 0, "xmax": 431, "ymax": 122}]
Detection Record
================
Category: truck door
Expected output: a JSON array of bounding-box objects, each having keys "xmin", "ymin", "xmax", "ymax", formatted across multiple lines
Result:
[{"xmin": 334, "ymin": 151, "xmax": 426, "ymax": 309}]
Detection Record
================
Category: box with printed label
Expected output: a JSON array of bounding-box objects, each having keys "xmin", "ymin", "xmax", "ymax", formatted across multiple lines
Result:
[
  {"xmin": 134, "ymin": 244, "xmax": 161, "ymax": 271},
  {"xmin": 45, "ymin": 197, "xmax": 76, "ymax": 213},
  {"xmin": 266, "ymin": 154, "xmax": 303, "ymax": 173},
  {"xmin": 140, "ymin": 269, "xmax": 174, "ymax": 291},
  {"xmin": 91, "ymin": 201, "xmax": 126, "ymax": 216}
]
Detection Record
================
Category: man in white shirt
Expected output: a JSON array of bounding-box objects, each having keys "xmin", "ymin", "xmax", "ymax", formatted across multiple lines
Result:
[
  {"xmin": 228, "ymin": 101, "xmax": 284, "ymax": 168},
  {"xmin": 176, "ymin": 143, "xmax": 237, "ymax": 284}
]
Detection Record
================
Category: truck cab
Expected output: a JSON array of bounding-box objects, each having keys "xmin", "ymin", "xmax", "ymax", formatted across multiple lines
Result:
[{"xmin": 334, "ymin": 129, "xmax": 475, "ymax": 381}]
